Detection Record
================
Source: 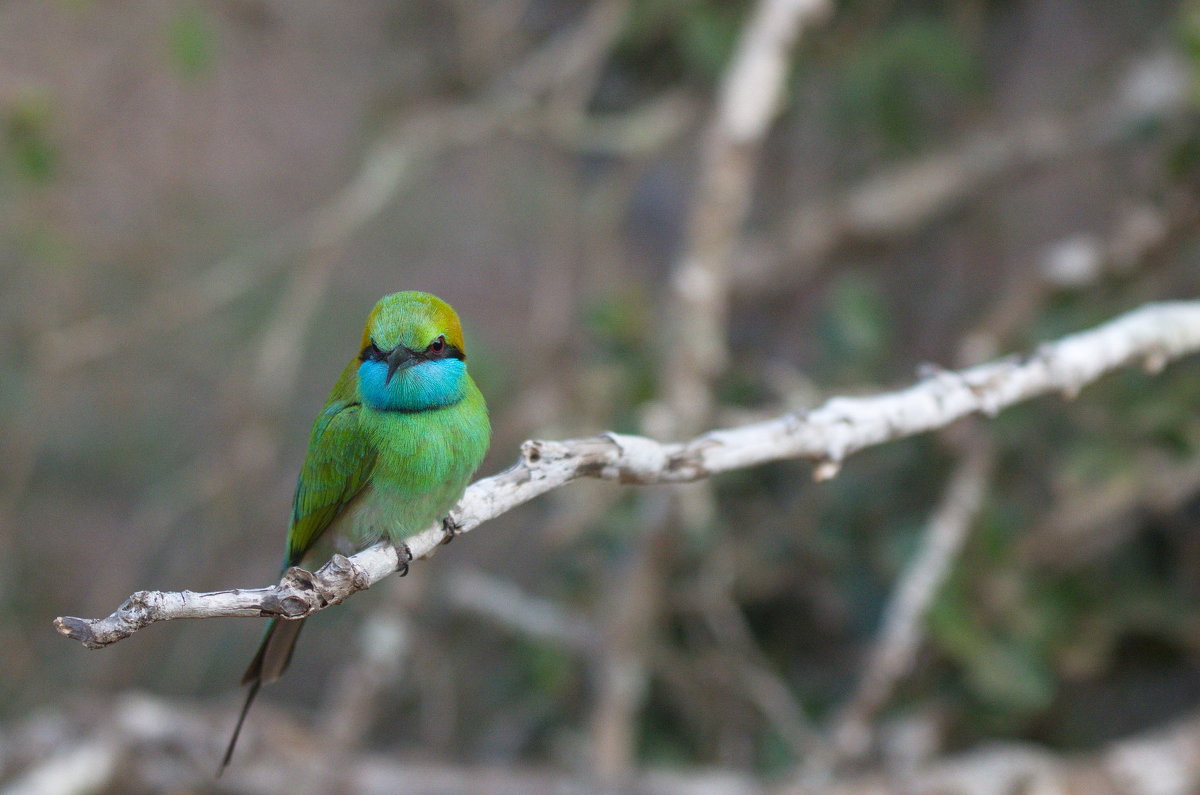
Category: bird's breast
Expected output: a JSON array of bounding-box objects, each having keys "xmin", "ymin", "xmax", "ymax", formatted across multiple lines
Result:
[{"xmin": 343, "ymin": 387, "xmax": 489, "ymax": 544}]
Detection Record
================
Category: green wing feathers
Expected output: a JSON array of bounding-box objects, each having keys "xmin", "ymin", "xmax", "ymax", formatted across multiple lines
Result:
[
  {"xmin": 224, "ymin": 400, "xmax": 370, "ymax": 775},
  {"xmin": 225, "ymin": 293, "xmax": 490, "ymax": 774},
  {"xmin": 286, "ymin": 400, "xmax": 376, "ymax": 567},
  {"xmin": 224, "ymin": 386, "xmax": 373, "ymax": 774}
]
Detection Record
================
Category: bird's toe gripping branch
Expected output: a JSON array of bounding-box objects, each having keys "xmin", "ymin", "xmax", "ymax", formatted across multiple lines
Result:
[
  {"xmin": 440, "ymin": 515, "xmax": 463, "ymax": 545},
  {"xmin": 51, "ymin": 302, "xmax": 1200, "ymax": 651},
  {"xmin": 393, "ymin": 542, "xmax": 414, "ymax": 576}
]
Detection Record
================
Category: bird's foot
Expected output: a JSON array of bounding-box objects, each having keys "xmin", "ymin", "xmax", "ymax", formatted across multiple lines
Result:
[
  {"xmin": 392, "ymin": 542, "xmax": 413, "ymax": 576},
  {"xmin": 441, "ymin": 515, "xmax": 462, "ymax": 545}
]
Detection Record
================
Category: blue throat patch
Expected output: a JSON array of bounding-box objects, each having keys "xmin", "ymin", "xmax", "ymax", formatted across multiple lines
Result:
[{"xmin": 358, "ymin": 358, "xmax": 467, "ymax": 412}]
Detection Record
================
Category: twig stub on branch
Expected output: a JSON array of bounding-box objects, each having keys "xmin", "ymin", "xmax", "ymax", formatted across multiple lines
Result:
[{"xmin": 54, "ymin": 301, "xmax": 1200, "ymax": 650}]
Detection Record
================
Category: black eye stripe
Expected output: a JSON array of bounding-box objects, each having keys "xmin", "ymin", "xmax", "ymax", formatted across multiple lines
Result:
[
  {"xmin": 359, "ymin": 339, "xmax": 465, "ymax": 363},
  {"xmin": 359, "ymin": 342, "xmax": 386, "ymax": 362}
]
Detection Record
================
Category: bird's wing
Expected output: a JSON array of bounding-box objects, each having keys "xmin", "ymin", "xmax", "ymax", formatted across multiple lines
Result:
[{"xmin": 285, "ymin": 399, "xmax": 376, "ymax": 567}]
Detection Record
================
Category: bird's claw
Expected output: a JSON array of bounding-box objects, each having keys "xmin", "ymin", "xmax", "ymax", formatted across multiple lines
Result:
[
  {"xmin": 441, "ymin": 515, "xmax": 462, "ymax": 545},
  {"xmin": 393, "ymin": 542, "xmax": 413, "ymax": 576}
]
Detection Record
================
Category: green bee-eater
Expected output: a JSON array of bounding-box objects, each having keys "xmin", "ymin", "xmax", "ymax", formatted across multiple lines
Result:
[{"xmin": 221, "ymin": 291, "xmax": 490, "ymax": 770}]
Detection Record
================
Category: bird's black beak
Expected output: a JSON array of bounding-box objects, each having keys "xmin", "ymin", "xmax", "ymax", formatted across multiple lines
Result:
[{"xmin": 385, "ymin": 346, "xmax": 419, "ymax": 385}]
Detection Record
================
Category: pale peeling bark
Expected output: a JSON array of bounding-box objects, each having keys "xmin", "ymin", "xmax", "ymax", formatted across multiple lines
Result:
[{"xmin": 55, "ymin": 300, "xmax": 1200, "ymax": 649}]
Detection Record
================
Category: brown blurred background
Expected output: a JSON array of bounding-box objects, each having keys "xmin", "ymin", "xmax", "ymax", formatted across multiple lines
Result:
[{"xmin": 2, "ymin": 0, "xmax": 1200, "ymax": 792}]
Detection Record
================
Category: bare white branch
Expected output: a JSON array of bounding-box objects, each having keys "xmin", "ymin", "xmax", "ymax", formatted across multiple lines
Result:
[
  {"xmin": 603, "ymin": 0, "xmax": 829, "ymax": 774},
  {"xmin": 54, "ymin": 301, "xmax": 1200, "ymax": 650},
  {"xmin": 812, "ymin": 711, "xmax": 1200, "ymax": 795},
  {"xmin": 665, "ymin": 0, "xmax": 833, "ymax": 435},
  {"xmin": 32, "ymin": 0, "xmax": 631, "ymax": 376},
  {"xmin": 13, "ymin": 690, "xmax": 1200, "ymax": 795},
  {"xmin": 444, "ymin": 568, "xmax": 598, "ymax": 652}
]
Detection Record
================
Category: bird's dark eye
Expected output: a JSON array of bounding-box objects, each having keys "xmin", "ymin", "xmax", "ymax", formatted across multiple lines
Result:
[
  {"xmin": 427, "ymin": 335, "xmax": 446, "ymax": 357},
  {"xmin": 360, "ymin": 342, "xmax": 385, "ymax": 362}
]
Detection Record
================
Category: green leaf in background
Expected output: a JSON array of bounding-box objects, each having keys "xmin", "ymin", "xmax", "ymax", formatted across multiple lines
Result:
[
  {"xmin": 816, "ymin": 272, "xmax": 892, "ymax": 381},
  {"xmin": 4, "ymin": 91, "xmax": 58, "ymax": 184},
  {"xmin": 618, "ymin": 0, "xmax": 751, "ymax": 85},
  {"xmin": 927, "ymin": 575, "xmax": 1056, "ymax": 716},
  {"xmin": 518, "ymin": 640, "xmax": 576, "ymax": 700},
  {"xmin": 1179, "ymin": 0, "xmax": 1200, "ymax": 82},
  {"xmin": 965, "ymin": 638, "xmax": 1057, "ymax": 713},
  {"xmin": 168, "ymin": 4, "xmax": 217, "ymax": 80},
  {"xmin": 838, "ymin": 18, "xmax": 980, "ymax": 153},
  {"xmin": 676, "ymin": 1, "xmax": 746, "ymax": 80}
]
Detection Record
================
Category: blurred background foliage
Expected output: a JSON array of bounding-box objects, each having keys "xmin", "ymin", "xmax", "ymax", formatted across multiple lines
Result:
[{"xmin": 1, "ymin": 0, "xmax": 1200, "ymax": 790}]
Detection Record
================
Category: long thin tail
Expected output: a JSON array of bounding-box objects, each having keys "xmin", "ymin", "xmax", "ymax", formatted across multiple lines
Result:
[
  {"xmin": 219, "ymin": 678, "xmax": 261, "ymax": 774},
  {"xmin": 218, "ymin": 617, "xmax": 307, "ymax": 775}
]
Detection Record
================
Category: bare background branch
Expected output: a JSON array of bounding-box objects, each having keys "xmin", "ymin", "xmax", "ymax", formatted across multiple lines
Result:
[
  {"xmin": 5, "ymin": 0, "xmax": 1200, "ymax": 792},
  {"xmin": 56, "ymin": 301, "xmax": 1200, "ymax": 644}
]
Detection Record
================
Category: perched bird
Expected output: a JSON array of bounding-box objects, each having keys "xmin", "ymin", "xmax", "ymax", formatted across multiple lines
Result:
[{"xmin": 221, "ymin": 291, "xmax": 490, "ymax": 771}]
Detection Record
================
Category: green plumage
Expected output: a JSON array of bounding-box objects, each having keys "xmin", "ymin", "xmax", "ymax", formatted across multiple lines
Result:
[
  {"xmin": 221, "ymin": 291, "xmax": 489, "ymax": 772},
  {"xmin": 285, "ymin": 360, "xmax": 488, "ymax": 562}
]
